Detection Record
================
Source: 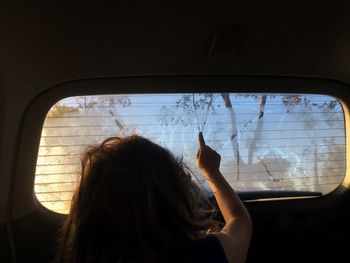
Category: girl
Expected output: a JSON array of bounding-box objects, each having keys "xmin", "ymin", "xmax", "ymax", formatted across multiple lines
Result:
[{"xmin": 55, "ymin": 132, "xmax": 252, "ymax": 263}]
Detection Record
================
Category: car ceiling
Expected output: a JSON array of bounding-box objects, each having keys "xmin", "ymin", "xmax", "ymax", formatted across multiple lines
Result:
[{"xmin": 1, "ymin": 1, "xmax": 350, "ymax": 93}]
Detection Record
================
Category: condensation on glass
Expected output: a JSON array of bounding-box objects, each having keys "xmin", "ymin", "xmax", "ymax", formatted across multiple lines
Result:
[{"xmin": 34, "ymin": 93, "xmax": 346, "ymax": 213}]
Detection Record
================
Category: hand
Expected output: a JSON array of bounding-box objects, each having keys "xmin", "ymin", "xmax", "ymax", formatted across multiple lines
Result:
[{"xmin": 196, "ymin": 132, "xmax": 221, "ymax": 176}]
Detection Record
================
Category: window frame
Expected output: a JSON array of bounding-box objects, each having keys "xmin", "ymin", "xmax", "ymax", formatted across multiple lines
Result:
[{"xmin": 10, "ymin": 76, "xmax": 350, "ymax": 217}]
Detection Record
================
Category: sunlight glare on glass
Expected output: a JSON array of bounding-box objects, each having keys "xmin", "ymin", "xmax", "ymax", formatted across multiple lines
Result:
[{"xmin": 34, "ymin": 93, "xmax": 346, "ymax": 213}]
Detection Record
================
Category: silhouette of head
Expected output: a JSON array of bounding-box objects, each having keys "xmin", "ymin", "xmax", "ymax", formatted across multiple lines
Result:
[{"xmin": 57, "ymin": 135, "xmax": 215, "ymax": 262}]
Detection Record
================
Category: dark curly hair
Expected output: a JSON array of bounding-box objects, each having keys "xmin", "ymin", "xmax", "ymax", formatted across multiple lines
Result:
[{"xmin": 54, "ymin": 135, "xmax": 219, "ymax": 263}]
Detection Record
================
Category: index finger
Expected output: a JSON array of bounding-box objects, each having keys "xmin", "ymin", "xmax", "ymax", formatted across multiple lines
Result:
[{"xmin": 198, "ymin": 132, "xmax": 206, "ymax": 149}]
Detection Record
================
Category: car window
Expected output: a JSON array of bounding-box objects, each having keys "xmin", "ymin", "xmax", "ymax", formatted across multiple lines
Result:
[{"xmin": 34, "ymin": 93, "xmax": 346, "ymax": 213}]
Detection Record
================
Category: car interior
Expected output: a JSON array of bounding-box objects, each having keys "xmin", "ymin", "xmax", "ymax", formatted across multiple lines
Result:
[{"xmin": 1, "ymin": 1, "xmax": 350, "ymax": 262}]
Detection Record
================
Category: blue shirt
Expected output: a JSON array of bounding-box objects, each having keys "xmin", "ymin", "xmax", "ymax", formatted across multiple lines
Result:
[{"xmin": 190, "ymin": 235, "xmax": 229, "ymax": 263}]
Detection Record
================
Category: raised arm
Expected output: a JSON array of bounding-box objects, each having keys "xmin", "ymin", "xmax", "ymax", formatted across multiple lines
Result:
[{"xmin": 196, "ymin": 132, "xmax": 252, "ymax": 263}]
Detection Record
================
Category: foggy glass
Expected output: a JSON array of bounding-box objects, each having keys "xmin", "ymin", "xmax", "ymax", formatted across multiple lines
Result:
[{"xmin": 34, "ymin": 93, "xmax": 346, "ymax": 213}]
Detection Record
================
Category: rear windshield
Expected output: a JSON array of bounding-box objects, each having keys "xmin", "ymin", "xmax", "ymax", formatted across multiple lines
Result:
[{"xmin": 34, "ymin": 93, "xmax": 346, "ymax": 213}]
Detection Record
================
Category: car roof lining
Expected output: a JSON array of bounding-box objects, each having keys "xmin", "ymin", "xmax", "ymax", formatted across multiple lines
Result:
[{"xmin": 1, "ymin": 1, "xmax": 350, "ymax": 93}]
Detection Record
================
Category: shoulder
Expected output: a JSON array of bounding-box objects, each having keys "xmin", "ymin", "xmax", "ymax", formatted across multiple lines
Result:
[{"xmin": 190, "ymin": 235, "xmax": 228, "ymax": 263}]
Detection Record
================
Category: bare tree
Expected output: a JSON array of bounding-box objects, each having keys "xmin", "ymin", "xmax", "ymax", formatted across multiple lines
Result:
[
  {"xmin": 247, "ymin": 95, "xmax": 267, "ymax": 165},
  {"xmin": 220, "ymin": 94, "xmax": 268, "ymax": 180},
  {"xmin": 282, "ymin": 95, "xmax": 342, "ymax": 190},
  {"xmin": 39, "ymin": 95, "xmax": 132, "ymax": 213},
  {"xmin": 220, "ymin": 93, "xmax": 241, "ymax": 180}
]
